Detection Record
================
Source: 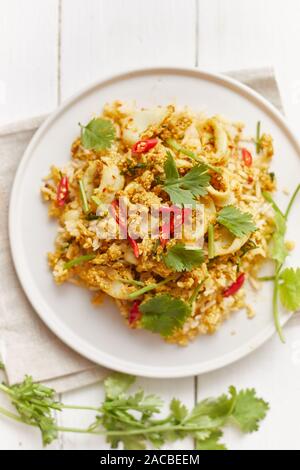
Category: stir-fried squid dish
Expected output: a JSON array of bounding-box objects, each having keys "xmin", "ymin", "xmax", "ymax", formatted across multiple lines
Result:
[{"xmin": 41, "ymin": 101, "xmax": 280, "ymax": 345}]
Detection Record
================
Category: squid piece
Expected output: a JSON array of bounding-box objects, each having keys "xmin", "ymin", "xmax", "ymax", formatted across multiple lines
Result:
[
  {"xmin": 205, "ymin": 117, "xmax": 228, "ymax": 157},
  {"xmin": 82, "ymin": 161, "xmax": 98, "ymax": 200},
  {"xmin": 214, "ymin": 226, "xmax": 249, "ymax": 256},
  {"xmin": 94, "ymin": 267, "xmax": 130, "ymax": 300},
  {"xmin": 207, "ymin": 171, "xmax": 235, "ymax": 207},
  {"xmin": 182, "ymin": 123, "xmax": 202, "ymax": 153},
  {"xmin": 121, "ymin": 106, "xmax": 169, "ymax": 145},
  {"xmin": 94, "ymin": 163, "xmax": 125, "ymax": 204}
]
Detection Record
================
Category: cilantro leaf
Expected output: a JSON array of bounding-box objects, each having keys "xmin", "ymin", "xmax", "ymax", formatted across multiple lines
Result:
[
  {"xmin": 271, "ymin": 212, "xmax": 288, "ymax": 264},
  {"xmin": 80, "ymin": 118, "xmax": 115, "ymax": 151},
  {"xmin": 279, "ymin": 267, "xmax": 300, "ymax": 311},
  {"xmin": 187, "ymin": 386, "xmax": 237, "ymax": 429},
  {"xmin": 195, "ymin": 430, "xmax": 227, "ymax": 450},
  {"xmin": 163, "ymin": 152, "xmax": 210, "ymax": 205},
  {"xmin": 180, "ymin": 166, "xmax": 211, "ymax": 196},
  {"xmin": 262, "ymin": 191, "xmax": 288, "ymax": 264},
  {"xmin": 232, "ymin": 389, "xmax": 269, "ymax": 433},
  {"xmin": 217, "ymin": 205, "xmax": 257, "ymax": 238},
  {"xmin": 164, "ymin": 243, "xmax": 205, "ymax": 272},
  {"xmin": 164, "ymin": 150, "xmax": 179, "ymax": 180},
  {"xmin": 104, "ymin": 372, "xmax": 135, "ymax": 399},
  {"xmin": 169, "ymin": 398, "xmax": 189, "ymax": 422},
  {"xmin": 140, "ymin": 294, "xmax": 192, "ymax": 337}
]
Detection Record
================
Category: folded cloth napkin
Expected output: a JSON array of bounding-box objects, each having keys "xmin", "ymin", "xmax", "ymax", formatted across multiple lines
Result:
[{"xmin": 0, "ymin": 67, "xmax": 283, "ymax": 393}]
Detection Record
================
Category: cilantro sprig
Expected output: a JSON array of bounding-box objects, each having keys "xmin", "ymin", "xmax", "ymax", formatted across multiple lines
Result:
[
  {"xmin": 80, "ymin": 117, "xmax": 116, "ymax": 151},
  {"xmin": 217, "ymin": 205, "xmax": 257, "ymax": 238},
  {"xmin": 139, "ymin": 294, "xmax": 192, "ymax": 337},
  {"xmin": 0, "ymin": 368, "xmax": 269, "ymax": 450},
  {"xmin": 163, "ymin": 152, "xmax": 210, "ymax": 205},
  {"xmin": 261, "ymin": 184, "xmax": 300, "ymax": 341},
  {"xmin": 164, "ymin": 243, "xmax": 205, "ymax": 272}
]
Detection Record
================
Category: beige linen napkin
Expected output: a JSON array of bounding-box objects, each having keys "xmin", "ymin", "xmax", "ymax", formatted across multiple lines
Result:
[{"xmin": 0, "ymin": 67, "xmax": 283, "ymax": 393}]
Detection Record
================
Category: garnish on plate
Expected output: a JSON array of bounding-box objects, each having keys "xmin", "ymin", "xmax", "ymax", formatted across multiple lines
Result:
[
  {"xmin": 163, "ymin": 151, "xmax": 210, "ymax": 205},
  {"xmin": 217, "ymin": 205, "xmax": 257, "ymax": 238},
  {"xmin": 80, "ymin": 117, "xmax": 116, "ymax": 151}
]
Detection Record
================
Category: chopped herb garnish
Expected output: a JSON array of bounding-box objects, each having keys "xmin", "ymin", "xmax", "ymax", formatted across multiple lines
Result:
[
  {"xmin": 217, "ymin": 206, "xmax": 257, "ymax": 238},
  {"xmin": 127, "ymin": 162, "xmax": 147, "ymax": 175},
  {"xmin": 80, "ymin": 118, "xmax": 115, "ymax": 151},
  {"xmin": 163, "ymin": 152, "xmax": 210, "ymax": 205},
  {"xmin": 256, "ymin": 121, "xmax": 261, "ymax": 154},
  {"xmin": 64, "ymin": 254, "xmax": 96, "ymax": 270},
  {"xmin": 188, "ymin": 281, "xmax": 204, "ymax": 305},
  {"xmin": 239, "ymin": 240, "xmax": 257, "ymax": 257},
  {"xmin": 166, "ymin": 138, "xmax": 221, "ymax": 173},
  {"xmin": 269, "ymin": 172, "xmax": 275, "ymax": 182},
  {"xmin": 164, "ymin": 243, "xmax": 205, "ymax": 272},
  {"xmin": 86, "ymin": 213, "xmax": 100, "ymax": 220},
  {"xmin": 91, "ymin": 195, "xmax": 101, "ymax": 206},
  {"xmin": 117, "ymin": 278, "xmax": 145, "ymax": 287},
  {"xmin": 79, "ymin": 179, "xmax": 89, "ymax": 214},
  {"xmin": 128, "ymin": 274, "xmax": 179, "ymax": 300}
]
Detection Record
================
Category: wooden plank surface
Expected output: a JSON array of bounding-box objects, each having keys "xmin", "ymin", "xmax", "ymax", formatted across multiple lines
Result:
[
  {"xmin": 1, "ymin": 0, "xmax": 300, "ymax": 450},
  {"xmin": 60, "ymin": 0, "xmax": 196, "ymax": 99},
  {"xmin": 0, "ymin": 0, "xmax": 58, "ymax": 125}
]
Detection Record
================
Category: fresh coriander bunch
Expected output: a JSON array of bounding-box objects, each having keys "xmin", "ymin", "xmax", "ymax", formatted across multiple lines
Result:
[{"xmin": 0, "ymin": 369, "xmax": 268, "ymax": 450}]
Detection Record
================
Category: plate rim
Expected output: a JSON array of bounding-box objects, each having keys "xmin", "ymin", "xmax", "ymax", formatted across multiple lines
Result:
[{"xmin": 8, "ymin": 66, "xmax": 296, "ymax": 378}]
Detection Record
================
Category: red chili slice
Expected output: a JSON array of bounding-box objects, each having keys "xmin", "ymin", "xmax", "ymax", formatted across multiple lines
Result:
[
  {"xmin": 132, "ymin": 138, "xmax": 158, "ymax": 154},
  {"xmin": 111, "ymin": 200, "xmax": 139, "ymax": 258},
  {"xmin": 128, "ymin": 300, "xmax": 142, "ymax": 325},
  {"xmin": 56, "ymin": 176, "xmax": 69, "ymax": 207},
  {"xmin": 159, "ymin": 206, "xmax": 192, "ymax": 247},
  {"xmin": 129, "ymin": 238, "xmax": 139, "ymax": 258},
  {"xmin": 223, "ymin": 273, "xmax": 245, "ymax": 297},
  {"xmin": 160, "ymin": 211, "xmax": 175, "ymax": 247},
  {"xmin": 241, "ymin": 148, "xmax": 253, "ymax": 167}
]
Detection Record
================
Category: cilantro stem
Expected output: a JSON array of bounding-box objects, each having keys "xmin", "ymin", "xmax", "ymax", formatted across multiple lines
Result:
[
  {"xmin": 257, "ymin": 276, "xmax": 275, "ymax": 282},
  {"xmin": 262, "ymin": 191, "xmax": 285, "ymax": 218},
  {"xmin": 208, "ymin": 223, "xmax": 215, "ymax": 259},
  {"xmin": 0, "ymin": 403, "xmax": 229, "ymax": 437},
  {"xmin": 61, "ymin": 404, "xmax": 100, "ymax": 412},
  {"xmin": 79, "ymin": 179, "xmax": 89, "ymax": 214},
  {"xmin": 0, "ymin": 405, "xmax": 28, "ymax": 425},
  {"xmin": 256, "ymin": 121, "xmax": 261, "ymax": 154},
  {"xmin": 166, "ymin": 138, "xmax": 221, "ymax": 174},
  {"xmin": 117, "ymin": 278, "xmax": 145, "ymax": 287},
  {"xmin": 91, "ymin": 195, "xmax": 101, "ymax": 206},
  {"xmin": 273, "ymin": 265, "xmax": 285, "ymax": 343},
  {"xmin": 64, "ymin": 253, "xmax": 96, "ymax": 270},
  {"xmin": 128, "ymin": 274, "xmax": 179, "ymax": 300},
  {"xmin": 285, "ymin": 183, "xmax": 300, "ymax": 220},
  {"xmin": 188, "ymin": 281, "xmax": 203, "ymax": 305}
]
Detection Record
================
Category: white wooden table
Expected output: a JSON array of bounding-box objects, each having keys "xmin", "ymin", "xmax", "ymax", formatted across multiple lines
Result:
[{"xmin": 1, "ymin": 0, "xmax": 300, "ymax": 450}]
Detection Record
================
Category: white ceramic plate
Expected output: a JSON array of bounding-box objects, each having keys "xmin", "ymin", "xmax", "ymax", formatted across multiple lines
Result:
[{"xmin": 9, "ymin": 67, "xmax": 300, "ymax": 378}]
